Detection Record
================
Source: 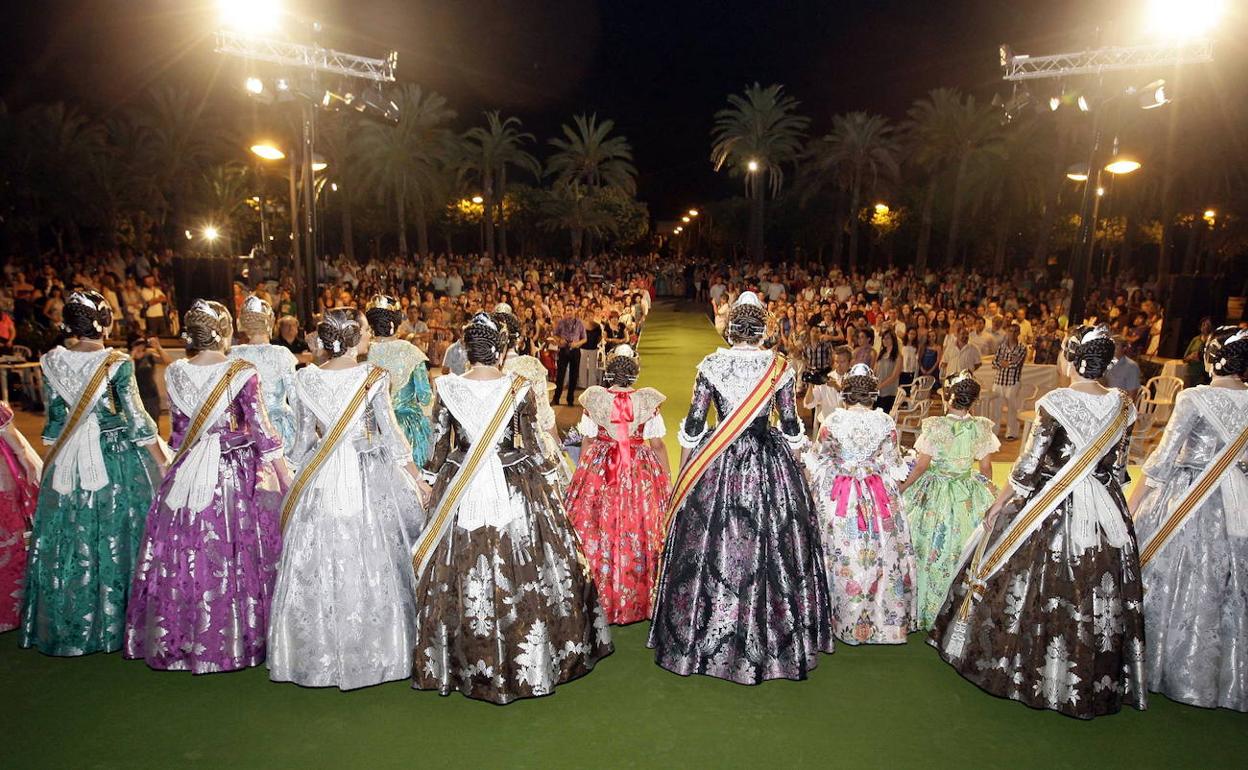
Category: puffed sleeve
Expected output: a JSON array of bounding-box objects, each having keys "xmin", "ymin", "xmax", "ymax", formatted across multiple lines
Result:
[
  {"xmin": 369, "ymin": 374, "xmax": 414, "ymax": 466},
  {"xmin": 115, "ymin": 358, "xmax": 158, "ymax": 446},
  {"xmin": 40, "ymin": 377, "xmax": 67, "ymax": 446},
  {"xmin": 678, "ymin": 373, "xmax": 714, "ymax": 449},
  {"xmin": 422, "ymin": 383, "xmax": 455, "ymax": 481},
  {"xmin": 775, "ymin": 375, "xmax": 807, "ymax": 449},
  {"xmin": 286, "ymin": 378, "xmax": 320, "ymax": 470},
  {"xmin": 973, "ymin": 417, "xmax": 1002, "ymax": 461},
  {"xmin": 642, "ymin": 411, "xmax": 667, "ymax": 439},
  {"xmin": 237, "ymin": 372, "xmax": 283, "ymax": 461},
  {"xmin": 1009, "ymin": 404, "xmax": 1057, "ymax": 496},
  {"xmin": 912, "ymin": 417, "xmax": 940, "ymax": 457},
  {"xmin": 1141, "ymin": 391, "xmax": 1196, "ymax": 486},
  {"xmin": 576, "ymin": 411, "xmax": 598, "ymax": 437}
]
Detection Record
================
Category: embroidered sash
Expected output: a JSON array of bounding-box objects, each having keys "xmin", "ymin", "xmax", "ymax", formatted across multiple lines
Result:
[
  {"xmin": 280, "ymin": 366, "xmax": 386, "ymax": 530},
  {"xmin": 662, "ymin": 353, "xmax": 788, "ymax": 531},
  {"xmin": 1138, "ymin": 404, "xmax": 1248, "ymax": 567},
  {"xmin": 42, "ymin": 349, "xmax": 127, "ymax": 484},
  {"xmin": 412, "ymin": 376, "xmax": 527, "ymax": 580},
  {"xmin": 944, "ymin": 392, "xmax": 1130, "ymax": 658}
]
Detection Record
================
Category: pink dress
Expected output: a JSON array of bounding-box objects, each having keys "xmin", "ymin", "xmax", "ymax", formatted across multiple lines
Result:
[{"xmin": 0, "ymin": 402, "xmax": 40, "ymax": 632}]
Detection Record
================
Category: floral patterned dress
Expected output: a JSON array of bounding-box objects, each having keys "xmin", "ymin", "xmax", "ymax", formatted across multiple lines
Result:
[
  {"xmin": 504, "ymin": 353, "xmax": 573, "ymax": 490},
  {"xmin": 367, "ymin": 338, "xmax": 434, "ymax": 465},
  {"xmin": 564, "ymin": 386, "xmax": 669, "ymax": 624},
  {"xmin": 412, "ymin": 374, "xmax": 612, "ymax": 704},
  {"xmin": 902, "ymin": 415, "xmax": 999, "ymax": 630},
  {"xmin": 21, "ymin": 347, "xmax": 161, "ymax": 655},
  {"xmin": 124, "ymin": 360, "xmax": 287, "ymax": 673},
  {"xmin": 0, "ymin": 401, "xmax": 40, "ymax": 633},
  {"xmin": 929, "ymin": 388, "xmax": 1145, "ymax": 719},
  {"xmin": 808, "ymin": 406, "xmax": 917, "ymax": 644}
]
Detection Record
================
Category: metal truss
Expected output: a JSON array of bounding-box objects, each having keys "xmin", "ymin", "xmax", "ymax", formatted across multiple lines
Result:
[
  {"xmin": 215, "ymin": 31, "xmax": 397, "ymax": 83},
  {"xmin": 1001, "ymin": 39, "xmax": 1214, "ymax": 81}
]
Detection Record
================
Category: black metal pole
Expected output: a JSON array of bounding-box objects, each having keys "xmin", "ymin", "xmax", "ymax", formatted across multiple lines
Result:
[
  {"xmin": 1068, "ymin": 110, "xmax": 1103, "ymax": 327},
  {"xmin": 300, "ymin": 101, "xmax": 317, "ymax": 328}
]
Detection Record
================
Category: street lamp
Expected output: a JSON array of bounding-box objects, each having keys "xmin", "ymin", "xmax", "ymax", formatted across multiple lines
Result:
[
  {"xmin": 1065, "ymin": 163, "xmax": 1089, "ymax": 182},
  {"xmin": 1203, "ymin": 208, "xmax": 1217, "ymax": 224},
  {"xmin": 688, "ymin": 209, "xmax": 699, "ymax": 217},
  {"xmin": 250, "ymin": 142, "xmax": 286, "ymax": 161},
  {"xmin": 874, "ymin": 203, "xmax": 889, "ymax": 215},
  {"xmin": 681, "ymin": 216, "xmax": 690, "ymax": 223},
  {"xmin": 746, "ymin": 159, "xmax": 760, "ymax": 173},
  {"xmin": 1104, "ymin": 156, "xmax": 1142, "ymax": 175},
  {"xmin": 471, "ymin": 195, "xmax": 484, "ymax": 205},
  {"xmin": 203, "ymin": 225, "xmax": 221, "ymax": 242}
]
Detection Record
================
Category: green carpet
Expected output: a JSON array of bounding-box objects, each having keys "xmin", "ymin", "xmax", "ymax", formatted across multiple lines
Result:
[{"xmin": 2, "ymin": 302, "xmax": 1244, "ymax": 769}]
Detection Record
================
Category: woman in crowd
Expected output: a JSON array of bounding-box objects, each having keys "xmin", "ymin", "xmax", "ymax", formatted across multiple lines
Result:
[
  {"xmin": 900, "ymin": 328, "xmax": 918, "ymax": 390},
  {"xmin": 365, "ymin": 294, "xmax": 435, "ymax": 465},
  {"xmin": 875, "ymin": 330, "xmax": 902, "ymax": 414},
  {"xmin": 898, "ymin": 371, "xmax": 999, "ymax": 630},
  {"xmin": 930, "ymin": 325, "xmax": 1144, "ymax": 719},
  {"xmin": 917, "ymin": 329, "xmax": 942, "ymax": 392},
  {"xmin": 21, "ymin": 290, "xmax": 164, "ymax": 655},
  {"xmin": 0, "ymin": 400, "xmax": 40, "ymax": 632},
  {"xmin": 268, "ymin": 307, "xmax": 429, "ymax": 690},
  {"xmin": 125, "ymin": 300, "xmax": 289, "ymax": 673},
  {"xmin": 565, "ymin": 344, "xmax": 671, "ymax": 625},
  {"xmin": 650, "ymin": 292, "xmax": 832, "ymax": 683},
  {"xmin": 228, "ymin": 296, "xmax": 299, "ymax": 449},
  {"xmin": 410, "ymin": 313, "xmax": 611, "ymax": 704},
  {"xmin": 808, "ymin": 363, "xmax": 916, "ymax": 645},
  {"xmin": 1130, "ymin": 326, "xmax": 1248, "ymax": 711}
]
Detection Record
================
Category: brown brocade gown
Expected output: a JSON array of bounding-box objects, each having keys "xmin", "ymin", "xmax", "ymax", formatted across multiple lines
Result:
[
  {"xmin": 929, "ymin": 387, "xmax": 1147, "ymax": 719},
  {"xmin": 411, "ymin": 373, "xmax": 613, "ymax": 704}
]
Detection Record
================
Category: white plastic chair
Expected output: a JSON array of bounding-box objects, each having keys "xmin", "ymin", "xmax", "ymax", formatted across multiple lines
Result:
[{"xmin": 895, "ymin": 398, "xmax": 931, "ymax": 445}]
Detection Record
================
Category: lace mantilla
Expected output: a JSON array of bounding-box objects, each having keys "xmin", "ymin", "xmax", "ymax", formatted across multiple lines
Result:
[
  {"xmin": 368, "ymin": 339, "xmax": 424, "ymax": 395},
  {"xmin": 695, "ymin": 348, "xmax": 794, "ymax": 413},
  {"xmin": 435, "ymin": 374, "xmax": 527, "ymax": 443},
  {"xmin": 295, "ymin": 364, "xmax": 387, "ymax": 429},
  {"xmin": 1038, "ymin": 388, "xmax": 1133, "ymax": 448},
  {"xmin": 820, "ymin": 408, "xmax": 901, "ymax": 471},
  {"xmin": 165, "ymin": 359, "xmax": 254, "ymax": 418},
  {"xmin": 41, "ymin": 346, "xmax": 117, "ymax": 405}
]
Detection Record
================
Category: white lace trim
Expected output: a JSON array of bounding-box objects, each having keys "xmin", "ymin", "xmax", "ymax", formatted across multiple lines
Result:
[{"xmin": 695, "ymin": 348, "xmax": 794, "ymax": 413}]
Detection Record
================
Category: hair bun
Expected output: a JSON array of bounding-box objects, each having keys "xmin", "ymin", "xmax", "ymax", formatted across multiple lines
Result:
[
  {"xmin": 1207, "ymin": 325, "xmax": 1248, "ymax": 378},
  {"xmin": 365, "ymin": 294, "xmax": 403, "ymax": 338},
  {"xmin": 1064, "ymin": 324, "xmax": 1116, "ymax": 379},
  {"xmin": 318, "ymin": 307, "xmax": 362, "ymax": 358},
  {"xmin": 183, "ymin": 299, "xmax": 233, "ymax": 352},
  {"xmin": 63, "ymin": 290, "xmax": 113, "ymax": 339}
]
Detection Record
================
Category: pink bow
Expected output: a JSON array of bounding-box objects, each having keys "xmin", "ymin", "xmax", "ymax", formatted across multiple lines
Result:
[
  {"xmin": 604, "ymin": 391, "xmax": 637, "ymax": 484},
  {"xmin": 830, "ymin": 475, "xmax": 893, "ymax": 532}
]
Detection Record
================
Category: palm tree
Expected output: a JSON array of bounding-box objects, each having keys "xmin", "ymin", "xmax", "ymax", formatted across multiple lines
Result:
[
  {"xmin": 539, "ymin": 182, "xmax": 616, "ymax": 258},
  {"xmin": 20, "ymin": 102, "xmax": 107, "ymax": 251},
  {"xmin": 711, "ymin": 83, "xmax": 809, "ymax": 260},
  {"xmin": 195, "ymin": 163, "xmax": 253, "ymax": 254},
  {"xmin": 807, "ymin": 112, "xmax": 900, "ymax": 271},
  {"xmin": 318, "ymin": 111, "xmax": 363, "ymax": 261},
  {"xmin": 965, "ymin": 117, "xmax": 1049, "ymax": 271},
  {"xmin": 903, "ymin": 88, "xmax": 1005, "ymax": 268},
  {"xmin": 546, "ymin": 114, "xmax": 637, "ymax": 193},
  {"xmin": 130, "ymin": 86, "xmax": 222, "ymax": 243},
  {"xmin": 355, "ymin": 84, "xmax": 457, "ymax": 257},
  {"xmin": 462, "ymin": 111, "xmax": 540, "ymax": 259}
]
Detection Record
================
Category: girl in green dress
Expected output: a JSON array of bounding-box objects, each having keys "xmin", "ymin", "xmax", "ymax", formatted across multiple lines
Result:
[
  {"xmin": 898, "ymin": 371, "xmax": 999, "ymax": 630},
  {"xmin": 20, "ymin": 291, "xmax": 165, "ymax": 656}
]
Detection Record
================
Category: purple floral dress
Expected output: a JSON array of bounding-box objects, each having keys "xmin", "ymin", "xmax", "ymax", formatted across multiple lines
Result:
[{"xmin": 124, "ymin": 360, "xmax": 286, "ymax": 673}]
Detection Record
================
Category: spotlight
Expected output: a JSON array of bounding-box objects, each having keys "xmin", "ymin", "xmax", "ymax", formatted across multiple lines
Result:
[
  {"xmin": 217, "ymin": 0, "xmax": 282, "ymax": 36},
  {"xmin": 874, "ymin": 203, "xmax": 889, "ymax": 215},
  {"xmin": 1146, "ymin": 0, "xmax": 1225, "ymax": 41},
  {"xmin": 1049, "ymin": 96, "xmax": 1060, "ymax": 111},
  {"xmin": 1077, "ymin": 95, "xmax": 1091, "ymax": 112},
  {"xmin": 245, "ymin": 77, "xmax": 264, "ymax": 95},
  {"xmin": 1065, "ymin": 163, "xmax": 1089, "ymax": 182},
  {"xmin": 275, "ymin": 78, "xmax": 290, "ymax": 92},
  {"xmin": 1203, "ymin": 208, "xmax": 1217, "ymax": 225},
  {"xmin": 184, "ymin": 230, "xmax": 193, "ymax": 240},
  {"xmin": 1104, "ymin": 158, "xmax": 1141, "ymax": 175},
  {"xmin": 747, "ymin": 159, "xmax": 760, "ymax": 172},
  {"xmin": 203, "ymin": 225, "xmax": 221, "ymax": 242},
  {"xmin": 354, "ymin": 87, "xmax": 401, "ymax": 123},
  {"xmin": 330, "ymin": 182, "xmax": 338, "ymax": 192},
  {"xmin": 471, "ymin": 195, "xmax": 484, "ymax": 204},
  {"xmin": 1139, "ymin": 80, "xmax": 1169, "ymax": 110},
  {"xmin": 1096, "ymin": 187, "xmax": 1105, "ymax": 197}
]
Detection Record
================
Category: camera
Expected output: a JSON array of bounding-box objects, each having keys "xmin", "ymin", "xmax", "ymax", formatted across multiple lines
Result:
[{"xmin": 802, "ymin": 367, "xmax": 831, "ymax": 386}]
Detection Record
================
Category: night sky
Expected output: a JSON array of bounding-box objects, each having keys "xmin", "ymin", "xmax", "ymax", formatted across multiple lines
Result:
[{"xmin": 2, "ymin": 0, "xmax": 1243, "ymax": 219}]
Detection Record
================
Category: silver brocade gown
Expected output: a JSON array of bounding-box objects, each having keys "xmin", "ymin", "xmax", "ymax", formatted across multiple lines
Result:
[
  {"xmin": 267, "ymin": 364, "xmax": 426, "ymax": 690},
  {"xmin": 1133, "ymin": 385, "xmax": 1248, "ymax": 711},
  {"xmin": 228, "ymin": 344, "xmax": 298, "ymax": 449}
]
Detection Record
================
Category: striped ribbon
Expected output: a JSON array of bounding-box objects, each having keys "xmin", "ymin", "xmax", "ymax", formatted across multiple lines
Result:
[
  {"xmin": 412, "ymin": 376, "xmax": 526, "ymax": 580},
  {"xmin": 1138, "ymin": 420, "xmax": 1248, "ymax": 567},
  {"xmin": 280, "ymin": 366, "xmax": 386, "ymax": 530}
]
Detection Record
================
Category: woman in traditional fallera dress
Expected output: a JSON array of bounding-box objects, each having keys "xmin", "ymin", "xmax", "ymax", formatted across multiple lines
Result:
[
  {"xmin": 125, "ymin": 301, "xmax": 290, "ymax": 673},
  {"xmin": 496, "ymin": 304, "xmax": 574, "ymax": 492},
  {"xmin": 0, "ymin": 401, "xmax": 41, "ymax": 632},
  {"xmin": 930, "ymin": 325, "xmax": 1145, "ymax": 719},
  {"xmin": 1130, "ymin": 326, "xmax": 1248, "ymax": 711},
  {"xmin": 21, "ymin": 291, "xmax": 165, "ymax": 655},
  {"xmin": 228, "ymin": 295, "xmax": 299, "ymax": 449},
  {"xmin": 899, "ymin": 371, "xmax": 999, "ymax": 631},
  {"xmin": 649, "ymin": 292, "xmax": 832, "ymax": 684},
  {"xmin": 366, "ymin": 294, "xmax": 435, "ymax": 465},
  {"xmin": 411, "ymin": 313, "xmax": 611, "ymax": 704},
  {"xmin": 809, "ymin": 363, "xmax": 917, "ymax": 644},
  {"xmin": 268, "ymin": 308, "xmax": 430, "ymax": 690},
  {"xmin": 565, "ymin": 344, "xmax": 672, "ymax": 624}
]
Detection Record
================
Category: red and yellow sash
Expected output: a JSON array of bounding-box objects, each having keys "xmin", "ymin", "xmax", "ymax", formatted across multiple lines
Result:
[{"xmin": 662, "ymin": 353, "xmax": 789, "ymax": 535}]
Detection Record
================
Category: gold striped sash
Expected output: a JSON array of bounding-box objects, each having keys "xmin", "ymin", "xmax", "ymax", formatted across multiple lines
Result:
[
  {"xmin": 170, "ymin": 359, "xmax": 253, "ymax": 467},
  {"xmin": 955, "ymin": 394, "xmax": 1131, "ymax": 620},
  {"xmin": 41, "ymin": 349, "xmax": 126, "ymax": 477},
  {"xmin": 280, "ymin": 366, "xmax": 386, "ymax": 530},
  {"xmin": 661, "ymin": 353, "xmax": 788, "ymax": 535},
  {"xmin": 1139, "ymin": 420, "xmax": 1248, "ymax": 567},
  {"xmin": 412, "ymin": 376, "xmax": 526, "ymax": 580}
]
